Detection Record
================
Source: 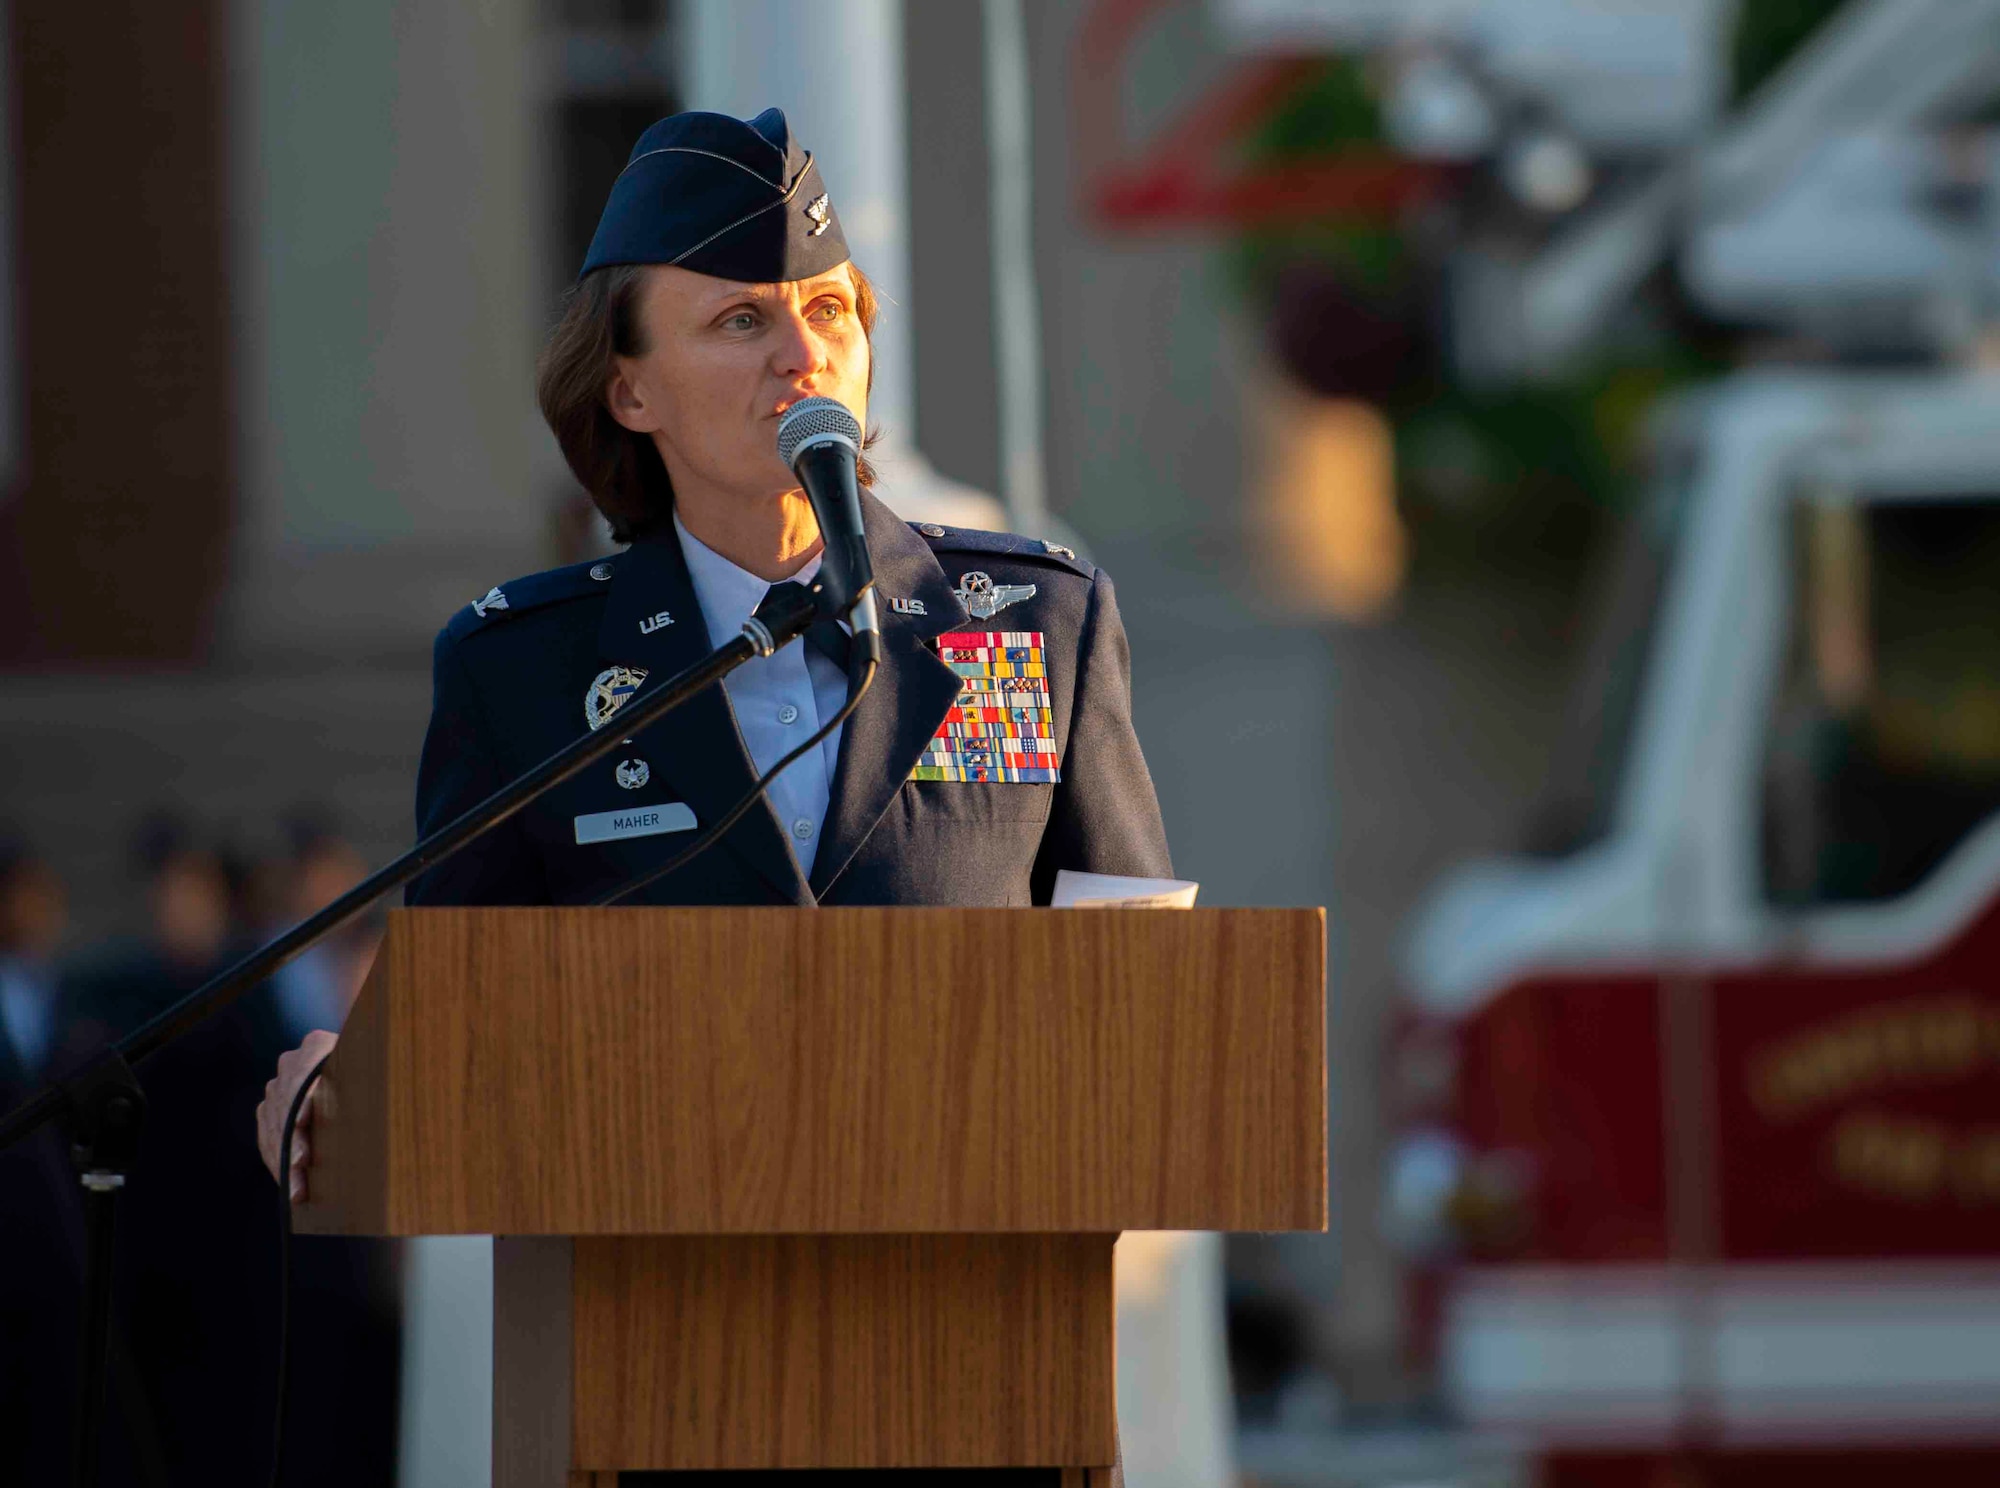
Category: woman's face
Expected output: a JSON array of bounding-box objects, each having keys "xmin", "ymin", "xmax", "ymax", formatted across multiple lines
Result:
[{"xmin": 607, "ymin": 262, "xmax": 870, "ymax": 507}]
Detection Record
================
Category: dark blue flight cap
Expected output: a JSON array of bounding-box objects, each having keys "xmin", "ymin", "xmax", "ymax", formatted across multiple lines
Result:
[{"xmin": 579, "ymin": 107, "xmax": 850, "ymax": 283}]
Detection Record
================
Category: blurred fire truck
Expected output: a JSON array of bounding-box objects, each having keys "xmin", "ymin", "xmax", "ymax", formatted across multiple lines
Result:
[{"xmin": 1393, "ymin": 370, "xmax": 2000, "ymax": 1486}]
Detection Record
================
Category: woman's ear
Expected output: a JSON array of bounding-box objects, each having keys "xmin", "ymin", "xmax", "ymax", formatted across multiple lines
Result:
[{"xmin": 605, "ymin": 362, "xmax": 659, "ymax": 434}]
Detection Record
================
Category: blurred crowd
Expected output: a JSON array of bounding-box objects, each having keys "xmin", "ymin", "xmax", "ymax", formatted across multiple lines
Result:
[{"xmin": 0, "ymin": 811, "xmax": 401, "ymax": 1485}]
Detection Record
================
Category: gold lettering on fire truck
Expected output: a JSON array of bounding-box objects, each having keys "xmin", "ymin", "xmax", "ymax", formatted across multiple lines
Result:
[
  {"xmin": 1829, "ymin": 1112, "xmax": 2000, "ymax": 1205},
  {"xmin": 1748, "ymin": 994, "xmax": 2000, "ymax": 1120}
]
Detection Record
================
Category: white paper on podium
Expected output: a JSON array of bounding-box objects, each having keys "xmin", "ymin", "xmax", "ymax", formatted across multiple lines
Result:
[{"xmin": 1050, "ymin": 870, "xmax": 1199, "ymax": 908}]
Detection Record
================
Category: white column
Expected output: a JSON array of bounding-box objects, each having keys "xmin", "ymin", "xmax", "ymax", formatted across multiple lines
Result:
[
  {"xmin": 683, "ymin": 0, "xmax": 914, "ymax": 443},
  {"xmin": 682, "ymin": 0, "xmax": 1004, "ymax": 530},
  {"xmin": 396, "ymin": 1237, "xmax": 494, "ymax": 1488},
  {"xmin": 1116, "ymin": 1232, "xmax": 1239, "ymax": 1488},
  {"xmin": 982, "ymin": 0, "xmax": 1049, "ymax": 535}
]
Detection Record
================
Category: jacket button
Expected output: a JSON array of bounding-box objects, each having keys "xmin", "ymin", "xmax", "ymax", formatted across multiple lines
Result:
[
  {"xmin": 792, "ymin": 817, "xmax": 815, "ymax": 840},
  {"xmin": 777, "ymin": 703, "xmax": 800, "ymax": 725}
]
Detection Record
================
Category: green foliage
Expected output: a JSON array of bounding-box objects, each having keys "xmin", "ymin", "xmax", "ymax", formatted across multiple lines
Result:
[
  {"xmin": 1242, "ymin": 57, "xmax": 1383, "ymax": 161},
  {"xmin": 1224, "ymin": 59, "xmax": 1406, "ymax": 304},
  {"xmin": 1731, "ymin": 0, "xmax": 1855, "ymax": 104},
  {"xmin": 1215, "ymin": 54, "xmax": 1730, "ymax": 552}
]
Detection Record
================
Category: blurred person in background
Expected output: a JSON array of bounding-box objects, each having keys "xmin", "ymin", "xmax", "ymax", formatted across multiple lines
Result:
[
  {"xmin": 102, "ymin": 809, "xmax": 401, "ymax": 1485},
  {"xmin": 138, "ymin": 814, "xmax": 234, "ymax": 988},
  {"xmin": 0, "ymin": 835, "xmax": 67, "ymax": 1082},
  {"xmin": 0, "ymin": 835, "xmax": 80, "ymax": 1481},
  {"xmin": 0, "ymin": 839, "xmax": 167, "ymax": 1483},
  {"xmin": 68, "ymin": 814, "xmax": 238, "ymax": 1046},
  {"xmin": 266, "ymin": 807, "xmax": 384, "ymax": 1041}
]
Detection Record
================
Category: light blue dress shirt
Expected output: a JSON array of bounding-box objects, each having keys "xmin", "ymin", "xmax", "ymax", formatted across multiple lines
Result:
[
  {"xmin": 0, "ymin": 959, "xmax": 56, "ymax": 1077},
  {"xmin": 674, "ymin": 513, "xmax": 849, "ymax": 878},
  {"xmin": 271, "ymin": 944, "xmax": 349, "ymax": 1042}
]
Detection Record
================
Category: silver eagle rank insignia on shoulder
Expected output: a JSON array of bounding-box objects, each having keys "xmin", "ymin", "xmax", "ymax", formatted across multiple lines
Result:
[{"xmin": 471, "ymin": 586, "xmax": 509, "ymax": 618}]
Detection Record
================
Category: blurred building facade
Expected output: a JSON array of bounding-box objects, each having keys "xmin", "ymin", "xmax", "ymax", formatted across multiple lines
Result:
[
  {"xmin": 15, "ymin": 0, "xmax": 1997, "ymax": 1484},
  {"xmin": 0, "ymin": 2, "xmax": 1581, "ymax": 1477}
]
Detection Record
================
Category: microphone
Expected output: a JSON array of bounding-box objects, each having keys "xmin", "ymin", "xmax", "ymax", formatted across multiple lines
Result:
[{"xmin": 776, "ymin": 396, "xmax": 881, "ymax": 666}]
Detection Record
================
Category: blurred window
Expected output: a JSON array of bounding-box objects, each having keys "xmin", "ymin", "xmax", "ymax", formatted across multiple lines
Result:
[
  {"xmin": 1762, "ymin": 496, "xmax": 2000, "ymax": 906},
  {"xmin": 556, "ymin": 95, "xmax": 675, "ymax": 277},
  {"xmin": 541, "ymin": 0, "xmax": 674, "ymax": 559},
  {"xmin": 1523, "ymin": 442, "xmax": 1697, "ymax": 856},
  {"xmin": 546, "ymin": 0, "xmax": 676, "ymax": 289}
]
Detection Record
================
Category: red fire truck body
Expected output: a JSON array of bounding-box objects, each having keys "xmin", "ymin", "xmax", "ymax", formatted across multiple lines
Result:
[{"xmin": 1398, "ymin": 373, "xmax": 2000, "ymax": 1484}]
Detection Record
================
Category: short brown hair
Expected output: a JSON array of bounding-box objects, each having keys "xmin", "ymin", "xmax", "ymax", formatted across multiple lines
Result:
[{"xmin": 537, "ymin": 263, "xmax": 879, "ymax": 543}]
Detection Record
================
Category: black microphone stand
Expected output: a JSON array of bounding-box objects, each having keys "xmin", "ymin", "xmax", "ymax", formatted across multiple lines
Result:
[{"xmin": 0, "ymin": 579, "xmax": 822, "ymax": 1488}]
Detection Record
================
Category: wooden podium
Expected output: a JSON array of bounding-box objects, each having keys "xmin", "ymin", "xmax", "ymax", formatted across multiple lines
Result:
[{"xmin": 298, "ymin": 906, "xmax": 1326, "ymax": 1486}]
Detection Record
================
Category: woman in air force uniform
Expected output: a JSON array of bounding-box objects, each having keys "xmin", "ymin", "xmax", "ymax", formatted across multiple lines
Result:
[{"xmin": 258, "ymin": 104, "xmax": 1169, "ymax": 1287}]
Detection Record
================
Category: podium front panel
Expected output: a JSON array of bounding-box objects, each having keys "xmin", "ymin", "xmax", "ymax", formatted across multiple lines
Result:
[{"xmin": 300, "ymin": 906, "xmax": 1325, "ymax": 1237}]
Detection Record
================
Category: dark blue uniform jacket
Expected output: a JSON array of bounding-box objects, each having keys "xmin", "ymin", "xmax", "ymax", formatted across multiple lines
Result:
[{"xmin": 407, "ymin": 493, "xmax": 1171, "ymax": 908}]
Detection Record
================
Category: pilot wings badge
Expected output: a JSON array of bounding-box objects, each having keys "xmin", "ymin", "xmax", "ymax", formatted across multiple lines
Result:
[
  {"xmin": 954, "ymin": 571, "xmax": 1036, "ymax": 620},
  {"xmin": 585, "ymin": 666, "xmax": 649, "ymax": 732}
]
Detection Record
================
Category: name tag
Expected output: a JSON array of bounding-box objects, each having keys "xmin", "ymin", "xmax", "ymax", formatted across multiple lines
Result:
[{"xmin": 573, "ymin": 802, "xmax": 696, "ymax": 845}]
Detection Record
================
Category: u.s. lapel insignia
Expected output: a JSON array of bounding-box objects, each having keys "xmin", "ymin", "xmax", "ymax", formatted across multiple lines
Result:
[
  {"xmin": 955, "ymin": 571, "xmax": 1036, "ymax": 620},
  {"xmin": 911, "ymin": 631, "xmax": 1059, "ymax": 784},
  {"xmin": 805, "ymin": 193, "xmax": 831, "ymax": 237},
  {"xmin": 890, "ymin": 596, "xmax": 927, "ymax": 616},
  {"xmin": 585, "ymin": 666, "xmax": 649, "ymax": 731},
  {"xmin": 471, "ymin": 586, "xmax": 508, "ymax": 618}
]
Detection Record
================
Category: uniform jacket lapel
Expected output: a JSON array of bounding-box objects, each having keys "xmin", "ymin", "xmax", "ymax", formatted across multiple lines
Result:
[
  {"xmin": 596, "ymin": 529, "xmax": 813, "ymax": 905},
  {"xmin": 809, "ymin": 494, "xmax": 968, "ymax": 899}
]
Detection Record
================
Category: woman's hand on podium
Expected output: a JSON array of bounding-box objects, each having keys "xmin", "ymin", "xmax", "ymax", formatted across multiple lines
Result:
[{"xmin": 258, "ymin": 1030, "xmax": 340, "ymax": 1201}]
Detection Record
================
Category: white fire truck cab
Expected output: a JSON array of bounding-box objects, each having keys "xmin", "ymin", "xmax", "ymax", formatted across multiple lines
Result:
[{"xmin": 1397, "ymin": 370, "xmax": 2000, "ymax": 1484}]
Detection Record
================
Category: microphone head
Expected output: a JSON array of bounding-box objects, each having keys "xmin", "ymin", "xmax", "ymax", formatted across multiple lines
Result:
[{"xmin": 776, "ymin": 396, "xmax": 862, "ymax": 470}]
